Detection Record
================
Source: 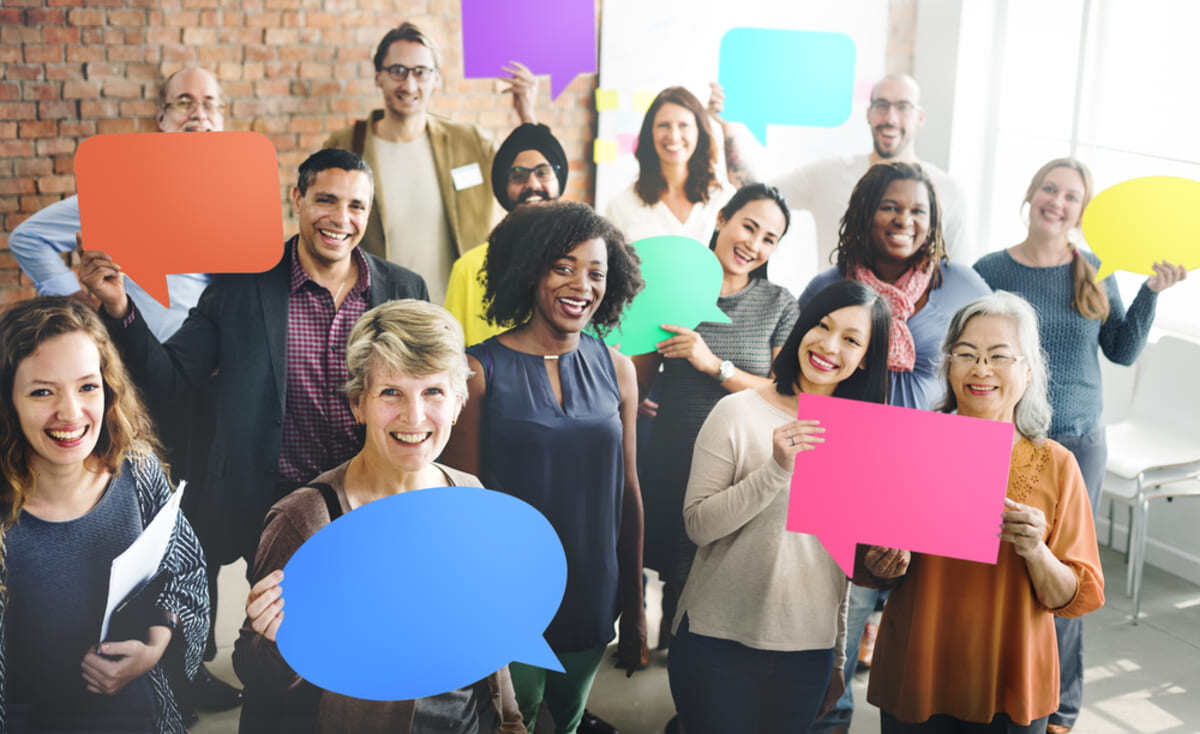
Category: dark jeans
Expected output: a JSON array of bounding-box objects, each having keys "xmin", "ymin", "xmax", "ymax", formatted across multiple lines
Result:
[
  {"xmin": 1049, "ymin": 427, "xmax": 1106, "ymax": 729},
  {"xmin": 668, "ymin": 615, "xmax": 833, "ymax": 734},
  {"xmin": 881, "ymin": 710, "xmax": 1048, "ymax": 734}
]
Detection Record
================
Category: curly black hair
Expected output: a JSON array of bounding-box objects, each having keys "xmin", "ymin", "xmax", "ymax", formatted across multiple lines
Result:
[
  {"xmin": 481, "ymin": 201, "xmax": 644, "ymax": 336},
  {"xmin": 835, "ymin": 161, "xmax": 946, "ymax": 287}
]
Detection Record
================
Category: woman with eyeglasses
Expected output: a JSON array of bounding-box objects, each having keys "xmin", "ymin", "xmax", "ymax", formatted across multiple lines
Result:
[
  {"xmin": 863, "ymin": 292, "xmax": 1105, "ymax": 734},
  {"xmin": 972, "ymin": 158, "xmax": 1186, "ymax": 734},
  {"xmin": 605, "ymin": 86, "xmax": 735, "ymax": 245},
  {"xmin": 801, "ymin": 161, "xmax": 991, "ymax": 734}
]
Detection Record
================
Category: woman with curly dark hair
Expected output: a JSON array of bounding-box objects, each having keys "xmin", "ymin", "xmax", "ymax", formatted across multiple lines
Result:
[
  {"xmin": 803, "ymin": 161, "xmax": 991, "ymax": 734},
  {"xmin": 0, "ymin": 296, "xmax": 208, "ymax": 734},
  {"xmin": 442, "ymin": 201, "xmax": 646, "ymax": 734},
  {"xmin": 605, "ymin": 86, "xmax": 734, "ymax": 244}
]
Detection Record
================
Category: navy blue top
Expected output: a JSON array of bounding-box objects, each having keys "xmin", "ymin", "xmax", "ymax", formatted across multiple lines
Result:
[
  {"xmin": 6, "ymin": 459, "xmax": 156, "ymax": 731},
  {"xmin": 469, "ymin": 333, "xmax": 624, "ymax": 652},
  {"xmin": 974, "ymin": 249, "xmax": 1156, "ymax": 436},
  {"xmin": 797, "ymin": 262, "xmax": 993, "ymax": 410}
]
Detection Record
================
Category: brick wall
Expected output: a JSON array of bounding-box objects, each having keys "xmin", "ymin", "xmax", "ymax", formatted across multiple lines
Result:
[{"xmin": 0, "ymin": 0, "xmax": 915, "ymax": 307}]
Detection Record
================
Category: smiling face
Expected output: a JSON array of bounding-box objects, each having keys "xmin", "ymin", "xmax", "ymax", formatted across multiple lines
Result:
[
  {"xmin": 506, "ymin": 149, "xmax": 560, "ymax": 208},
  {"xmin": 532, "ymin": 237, "xmax": 608, "ymax": 335},
  {"xmin": 351, "ymin": 361, "xmax": 462, "ymax": 474},
  {"xmin": 796, "ymin": 305, "xmax": 873, "ymax": 396},
  {"xmin": 713, "ymin": 198, "xmax": 786, "ymax": 278},
  {"xmin": 157, "ymin": 67, "xmax": 225, "ymax": 133},
  {"xmin": 1026, "ymin": 165, "xmax": 1087, "ymax": 238},
  {"xmin": 375, "ymin": 40, "xmax": 437, "ymax": 121},
  {"xmin": 870, "ymin": 178, "xmax": 931, "ymax": 269},
  {"xmin": 291, "ymin": 167, "xmax": 372, "ymax": 269},
  {"xmin": 949, "ymin": 314, "xmax": 1031, "ymax": 423},
  {"xmin": 866, "ymin": 76, "xmax": 924, "ymax": 159},
  {"xmin": 12, "ymin": 331, "xmax": 105, "ymax": 473},
  {"xmin": 652, "ymin": 102, "xmax": 699, "ymax": 167}
]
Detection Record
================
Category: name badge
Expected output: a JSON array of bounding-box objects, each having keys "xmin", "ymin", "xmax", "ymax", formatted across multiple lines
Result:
[{"xmin": 450, "ymin": 162, "xmax": 484, "ymax": 191}]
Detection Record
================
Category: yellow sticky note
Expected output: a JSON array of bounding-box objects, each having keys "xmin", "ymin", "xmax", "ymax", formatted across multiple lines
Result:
[
  {"xmin": 593, "ymin": 139, "xmax": 617, "ymax": 163},
  {"xmin": 1081, "ymin": 176, "xmax": 1200, "ymax": 280},
  {"xmin": 632, "ymin": 90, "xmax": 655, "ymax": 114},
  {"xmin": 595, "ymin": 88, "xmax": 619, "ymax": 111}
]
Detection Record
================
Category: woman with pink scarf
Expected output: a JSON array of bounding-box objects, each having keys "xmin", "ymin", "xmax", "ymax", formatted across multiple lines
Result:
[{"xmin": 798, "ymin": 161, "xmax": 991, "ymax": 734}]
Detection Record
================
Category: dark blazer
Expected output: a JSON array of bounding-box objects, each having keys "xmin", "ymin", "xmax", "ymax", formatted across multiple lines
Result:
[{"xmin": 106, "ymin": 239, "xmax": 428, "ymax": 565}]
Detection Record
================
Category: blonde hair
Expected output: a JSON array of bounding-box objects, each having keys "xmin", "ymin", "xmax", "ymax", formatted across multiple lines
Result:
[
  {"xmin": 344, "ymin": 300, "xmax": 469, "ymax": 403},
  {"xmin": 1024, "ymin": 158, "xmax": 1109, "ymax": 321},
  {"xmin": 0, "ymin": 297, "xmax": 162, "ymax": 536}
]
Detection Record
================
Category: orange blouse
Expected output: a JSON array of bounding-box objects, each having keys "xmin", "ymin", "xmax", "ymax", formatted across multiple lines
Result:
[{"xmin": 867, "ymin": 438, "xmax": 1105, "ymax": 726}]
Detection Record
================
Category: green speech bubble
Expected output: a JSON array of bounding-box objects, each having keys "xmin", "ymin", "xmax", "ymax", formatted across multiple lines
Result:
[
  {"xmin": 1082, "ymin": 176, "xmax": 1200, "ymax": 281},
  {"xmin": 601, "ymin": 235, "xmax": 730, "ymax": 356}
]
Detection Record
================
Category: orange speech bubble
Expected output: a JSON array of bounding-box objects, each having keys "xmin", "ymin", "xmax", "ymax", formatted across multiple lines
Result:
[{"xmin": 75, "ymin": 131, "xmax": 284, "ymax": 308}]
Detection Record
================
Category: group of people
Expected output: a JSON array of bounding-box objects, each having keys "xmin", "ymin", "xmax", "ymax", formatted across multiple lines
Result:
[{"xmin": 0, "ymin": 18, "xmax": 1190, "ymax": 734}]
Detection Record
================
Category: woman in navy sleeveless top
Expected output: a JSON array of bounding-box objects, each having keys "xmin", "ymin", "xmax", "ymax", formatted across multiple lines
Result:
[{"xmin": 443, "ymin": 201, "xmax": 647, "ymax": 734}]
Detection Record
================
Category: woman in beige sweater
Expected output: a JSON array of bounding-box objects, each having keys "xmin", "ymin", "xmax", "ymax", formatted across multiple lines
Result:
[{"xmin": 667, "ymin": 280, "xmax": 892, "ymax": 734}]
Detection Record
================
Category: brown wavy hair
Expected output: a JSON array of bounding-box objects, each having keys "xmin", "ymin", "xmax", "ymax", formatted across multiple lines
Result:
[
  {"xmin": 0, "ymin": 297, "xmax": 162, "ymax": 537},
  {"xmin": 835, "ymin": 161, "xmax": 946, "ymax": 287},
  {"xmin": 634, "ymin": 86, "xmax": 718, "ymax": 207},
  {"xmin": 1023, "ymin": 157, "xmax": 1108, "ymax": 321}
]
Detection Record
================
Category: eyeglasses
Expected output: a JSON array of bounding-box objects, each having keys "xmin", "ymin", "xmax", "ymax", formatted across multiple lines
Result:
[
  {"xmin": 949, "ymin": 351, "xmax": 1025, "ymax": 369},
  {"xmin": 163, "ymin": 97, "xmax": 226, "ymax": 116},
  {"xmin": 869, "ymin": 98, "xmax": 918, "ymax": 115},
  {"xmin": 380, "ymin": 64, "xmax": 436, "ymax": 82},
  {"xmin": 508, "ymin": 163, "xmax": 556, "ymax": 185}
]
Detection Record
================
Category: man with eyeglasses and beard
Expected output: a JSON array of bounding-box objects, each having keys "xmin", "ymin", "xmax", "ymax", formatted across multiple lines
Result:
[
  {"xmin": 714, "ymin": 73, "xmax": 973, "ymax": 268},
  {"xmin": 443, "ymin": 122, "xmax": 569, "ymax": 346},
  {"xmin": 323, "ymin": 22, "xmax": 538, "ymax": 303}
]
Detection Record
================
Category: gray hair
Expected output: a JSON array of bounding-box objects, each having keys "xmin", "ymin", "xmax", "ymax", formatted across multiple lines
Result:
[
  {"xmin": 344, "ymin": 300, "xmax": 469, "ymax": 404},
  {"xmin": 937, "ymin": 291, "xmax": 1052, "ymax": 441}
]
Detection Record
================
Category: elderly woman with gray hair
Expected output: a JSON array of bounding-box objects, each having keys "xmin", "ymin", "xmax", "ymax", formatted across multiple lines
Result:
[
  {"xmin": 860, "ymin": 291, "xmax": 1105, "ymax": 734},
  {"xmin": 234, "ymin": 300, "xmax": 525, "ymax": 734}
]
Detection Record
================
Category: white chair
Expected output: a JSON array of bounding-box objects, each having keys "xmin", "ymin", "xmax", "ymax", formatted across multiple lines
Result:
[{"xmin": 1102, "ymin": 335, "xmax": 1200, "ymax": 623}]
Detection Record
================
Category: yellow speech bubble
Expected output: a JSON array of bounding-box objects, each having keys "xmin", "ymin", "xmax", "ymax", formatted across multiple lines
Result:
[{"xmin": 1082, "ymin": 176, "xmax": 1200, "ymax": 281}]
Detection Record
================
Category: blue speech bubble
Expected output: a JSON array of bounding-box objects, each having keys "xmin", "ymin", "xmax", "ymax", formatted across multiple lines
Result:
[
  {"xmin": 276, "ymin": 486, "xmax": 566, "ymax": 701},
  {"xmin": 718, "ymin": 28, "xmax": 856, "ymax": 144}
]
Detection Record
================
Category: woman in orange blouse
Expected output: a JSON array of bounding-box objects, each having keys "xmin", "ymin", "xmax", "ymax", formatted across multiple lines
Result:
[{"xmin": 862, "ymin": 291, "xmax": 1104, "ymax": 734}]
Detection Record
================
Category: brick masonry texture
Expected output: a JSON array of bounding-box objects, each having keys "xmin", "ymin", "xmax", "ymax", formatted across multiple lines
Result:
[{"xmin": 0, "ymin": 0, "xmax": 915, "ymax": 306}]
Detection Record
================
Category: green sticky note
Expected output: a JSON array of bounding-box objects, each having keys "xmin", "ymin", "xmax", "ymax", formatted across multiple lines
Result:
[{"xmin": 601, "ymin": 235, "xmax": 730, "ymax": 355}]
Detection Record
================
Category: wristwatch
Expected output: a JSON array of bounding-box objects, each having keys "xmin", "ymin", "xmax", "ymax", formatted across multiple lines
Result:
[{"xmin": 716, "ymin": 360, "xmax": 735, "ymax": 383}]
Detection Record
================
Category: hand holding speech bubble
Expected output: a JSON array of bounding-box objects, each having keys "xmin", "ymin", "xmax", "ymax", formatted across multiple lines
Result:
[
  {"xmin": 462, "ymin": 0, "xmax": 596, "ymax": 100},
  {"xmin": 1081, "ymin": 176, "xmax": 1200, "ymax": 280},
  {"xmin": 74, "ymin": 131, "xmax": 284, "ymax": 309},
  {"xmin": 717, "ymin": 28, "xmax": 856, "ymax": 145},
  {"xmin": 600, "ymin": 235, "xmax": 729, "ymax": 356},
  {"xmin": 276, "ymin": 486, "xmax": 566, "ymax": 701},
  {"xmin": 786, "ymin": 393, "xmax": 1014, "ymax": 576}
]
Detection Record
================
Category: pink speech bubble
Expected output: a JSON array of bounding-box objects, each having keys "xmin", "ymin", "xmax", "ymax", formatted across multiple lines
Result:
[
  {"xmin": 75, "ymin": 131, "xmax": 284, "ymax": 309},
  {"xmin": 786, "ymin": 393, "xmax": 1015, "ymax": 576}
]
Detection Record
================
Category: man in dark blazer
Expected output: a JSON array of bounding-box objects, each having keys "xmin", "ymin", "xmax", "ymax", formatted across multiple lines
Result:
[{"xmin": 79, "ymin": 148, "xmax": 428, "ymax": 570}]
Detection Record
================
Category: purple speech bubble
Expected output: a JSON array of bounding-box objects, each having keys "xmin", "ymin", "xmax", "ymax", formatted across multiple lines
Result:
[{"xmin": 461, "ymin": 0, "xmax": 596, "ymax": 99}]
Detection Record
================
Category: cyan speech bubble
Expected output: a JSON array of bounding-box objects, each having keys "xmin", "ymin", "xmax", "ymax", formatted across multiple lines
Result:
[
  {"xmin": 718, "ymin": 28, "xmax": 856, "ymax": 144},
  {"xmin": 601, "ymin": 235, "xmax": 730, "ymax": 356},
  {"xmin": 1081, "ymin": 176, "xmax": 1200, "ymax": 281},
  {"xmin": 461, "ymin": 0, "xmax": 596, "ymax": 99},
  {"xmin": 276, "ymin": 486, "xmax": 566, "ymax": 701}
]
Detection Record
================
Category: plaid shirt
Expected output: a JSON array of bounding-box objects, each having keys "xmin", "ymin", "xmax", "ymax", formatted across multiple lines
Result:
[{"xmin": 277, "ymin": 241, "xmax": 371, "ymax": 483}]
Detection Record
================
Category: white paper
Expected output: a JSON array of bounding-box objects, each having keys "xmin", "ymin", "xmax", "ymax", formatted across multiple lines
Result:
[
  {"xmin": 99, "ymin": 481, "xmax": 186, "ymax": 641},
  {"xmin": 450, "ymin": 162, "xmax": 484, "ymax": 191}
]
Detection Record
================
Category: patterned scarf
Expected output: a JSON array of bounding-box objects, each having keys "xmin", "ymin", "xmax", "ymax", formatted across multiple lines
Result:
[{"xmin": 852, "ymin": 263, "xmax": 934, "ymax": 372}]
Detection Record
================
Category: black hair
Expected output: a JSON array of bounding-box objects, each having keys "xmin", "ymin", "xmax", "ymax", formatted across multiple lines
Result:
[
  {"xmin": 835, "ymin": 161, "xmax": 946, "ymax": 285},
  {"xmin": 772, "ymin": 280, "xmax": 891, "ymax": 403},
  {"xmin": 297, "ymin": 148, "xmax": 373, "ymax": 197},
  {"xmin": 482, "ymin": 201, "xmax": 643, "ymax": 336},
  {"xmin": 707, "ymin": 182, "xmax": 791, "ymax": 280}
]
